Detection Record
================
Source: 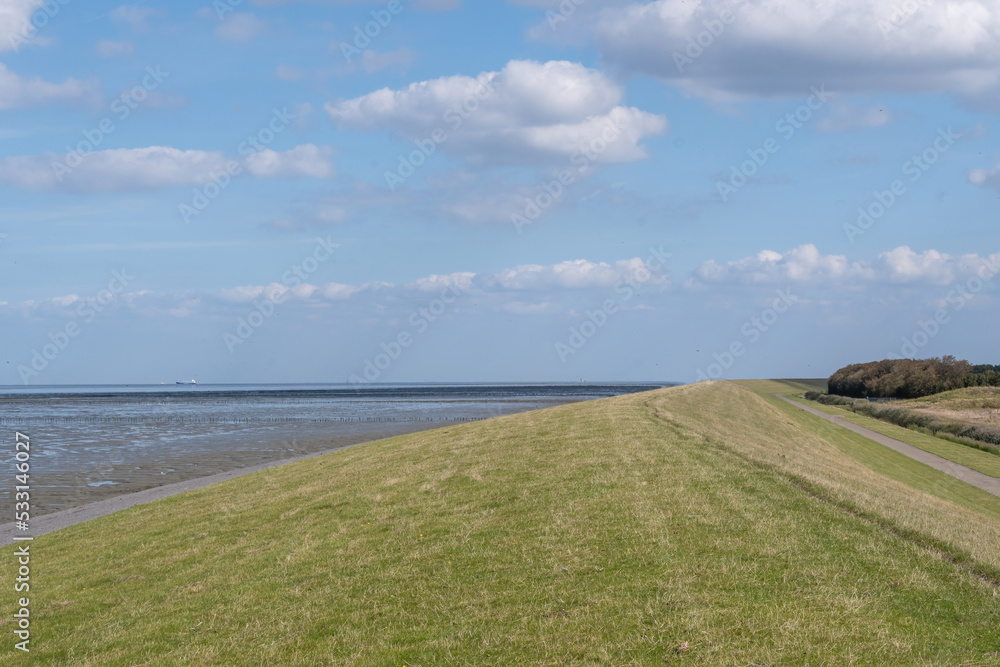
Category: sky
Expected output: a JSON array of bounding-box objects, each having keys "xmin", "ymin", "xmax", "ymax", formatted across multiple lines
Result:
[{"xmin": 0, "ymin": 0, "xmax": 998, "ymax": 385}]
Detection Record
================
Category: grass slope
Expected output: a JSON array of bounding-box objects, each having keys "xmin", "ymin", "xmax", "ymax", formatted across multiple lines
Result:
[
  {"xmin": 785, "ymin": 386, "xmax": 1000, "ymax": 478},
  {"xmin": 741, "ymin": 382, "xmax": 1000, "ymax": 522},
  {"xmin": 908, "ymin": 386, "xmax": 1000, "ymax": 410},
  {"xmin": 6, "ymin": 382, "xmax": 1000, "ymax": 665}
]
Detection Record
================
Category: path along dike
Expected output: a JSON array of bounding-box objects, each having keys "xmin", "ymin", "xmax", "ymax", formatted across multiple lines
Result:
[{"xmin": 776, "ymin": 394, "xmax": 1000, "ymax": 499}]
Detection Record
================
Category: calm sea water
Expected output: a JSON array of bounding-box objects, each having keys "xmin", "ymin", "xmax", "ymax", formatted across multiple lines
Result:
[{"xmin": 1, "ymin": 383, "xmax": 669, "ymax": 514}]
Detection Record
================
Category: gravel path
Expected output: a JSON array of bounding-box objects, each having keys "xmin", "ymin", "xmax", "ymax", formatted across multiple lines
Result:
[
  {"xmin": 0, "ymin": 444, "xmax": 352, "ymax": 548},
  {"xmin": 776, "ymin": 394, "xmax": 1000, "ymax": 498}
]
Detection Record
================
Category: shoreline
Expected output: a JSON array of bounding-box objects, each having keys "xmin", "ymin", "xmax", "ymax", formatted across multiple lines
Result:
[
  {"xmin": 1, "ymin": 397, "xmax": 588, "ymax": 545},
  {"xmin": 15, "ymin": 421, "xmax": 455, "ymax": 517},
  {"xmin": 0, "ymin": 436, "xmax": 368, "ymax": 548},
  {"xmin": 1, "ymin": 392, "xmax": 634, "ymax": 543}
]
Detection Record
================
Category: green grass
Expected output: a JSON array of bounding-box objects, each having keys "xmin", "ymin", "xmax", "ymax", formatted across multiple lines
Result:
[
  {"xmin": 906, "ymin": 386, "xmax": 1000, "ymax": 410},
  {"xmin": 800, "ymin": 385, "xmax": 1000, "ymax": 454},
  {"xmin": 785, "ymin": 386, "xmax": 1000, "ymax": 478},
  {"xmin": 736, "ymin": 378, "xmax": 827, "ymax": 396},
  {"xmin": 741, "ymin": 383, "xmax": 1000, "ymax": 522},
  {"xmin": 6, "ymin": 382, "xmax": 1000, "ymax": 665},
  {"xmin": 821, "ymin": 406, "xmax": 1000, "ymax": 476}
]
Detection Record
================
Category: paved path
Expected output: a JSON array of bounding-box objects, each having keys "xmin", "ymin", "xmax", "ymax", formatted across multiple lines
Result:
[
  {"xmin": 0, "ymin": 445, "xmax": 352, "ymax": 548},
  {"xmin": 775, "ymin": 394, "xmax": 1000, "ymax": 498}
]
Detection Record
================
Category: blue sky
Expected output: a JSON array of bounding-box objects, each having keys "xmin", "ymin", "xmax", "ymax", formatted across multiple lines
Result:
[{"xmin": 1, "ymin": 0, "xmax": 998, "ymax": 385}]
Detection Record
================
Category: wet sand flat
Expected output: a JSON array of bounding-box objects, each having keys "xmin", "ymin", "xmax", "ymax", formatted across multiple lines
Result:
[{"xmin": 16, "ymin": 422, "xmax": 452, "ymax": 517}]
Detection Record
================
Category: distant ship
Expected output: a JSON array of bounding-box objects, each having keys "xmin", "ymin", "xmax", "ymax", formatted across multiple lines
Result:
[{"xmin": 176, "ymin": 379, "xmax": 197, "ymax": 385}]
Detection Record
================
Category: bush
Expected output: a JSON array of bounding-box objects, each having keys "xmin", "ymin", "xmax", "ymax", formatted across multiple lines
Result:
[
  {"xmin": 843, "ymin": 402, "xmax": 1000, "ymax": 452},
  {"xmin": 813, "ymin": 394, "xmax": 854, "ymax": 406},
  {"xmin": 801, "ymin": 391, "xmax": 854, "ymax": 404},
  {"xmin": 829, "ymin": 356, "xmax": 978, "ymax": 399}
]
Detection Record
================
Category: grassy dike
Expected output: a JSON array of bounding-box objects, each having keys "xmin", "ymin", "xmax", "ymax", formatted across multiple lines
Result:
[
  {"xmin": 771, "ymin": 382, "xmax": 1000, "ymax": 479},
  {"xmin": 6, "ymin": 382, "xmax": 1000, "ymax": 665}
]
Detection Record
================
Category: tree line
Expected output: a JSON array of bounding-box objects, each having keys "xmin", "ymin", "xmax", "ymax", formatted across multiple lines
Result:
[{"xmin": 828, "ymin": 356, "xmax": 1000, "ymax": 399}]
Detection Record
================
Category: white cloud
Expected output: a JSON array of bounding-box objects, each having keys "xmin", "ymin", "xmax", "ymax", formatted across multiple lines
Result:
[
  {"xmin": 214, "ymin": 280, "xmax": 369, "ymax": 306},
  {"xmin": 320, "ymin": 283, "xmax": 362, "ymax": 300},
  {"xmin": 244, "ymin": 144, "xmax": 336, "ymax": 178},
  {"xmin": 0, "ymin": 63, "xmax": 98, "ymax": 109},
  {"xmin": 49, "ymin": 294, "xmax": 79, "ymax": 307},
  {"xmin": 969, "ymin": 163, "xmax": 1000, "ymax": 190},
  {"xmin": 817, "ymin": 102, "xmax": 893, "ymax": 133},
  {"xmin": 696, "ymin": 245, "xmax": 871, "ymax": 284},
  {"xmin": 0, "ymin": 146, "xmax": 229, "ymax": 192},
  {"xmin": 325, "ymin": 59, "xmax": 667, "ymax": 166},
  {"xmin": 0, "ymin": 144, "xmax": 336, "ymax": 192},
  {"xmin": 0, "ymin": 0, "xmax": 44, "ymax": 52},
  {"xmin": 218, "ymin": 285, "xmax": 273, "ymax": 303},
  {"xmin": 219, "ymin": 282, "xmax": 331, "ymax": 303},
  {"xmin": 695, "ymin": 244, "xmax": 1000, "ymax": 286},
  {"xmin": 9, "ymin": 248, "xmax": 1000, "ymax": 325},
  {"xmin": 485, "ymin": 258, "xmax": 666, "ymax": 290},
  {"xmin": 0, "ymin": 4, "xmax": 105, "ymax": 109},
  {"xmin": 876, "ymin": 246, "xmax": 986, "ymax": 285},
  {"xmin": 580, "ymin": 0, "xmax": 1000, "ymax": 105},
  {"xmin": 2, "ymin": 256, "xmax": 669, "ymax": 319},
  {"xmin": 408, "ymin": 272, "xmax": 476, "ymax": 292}
]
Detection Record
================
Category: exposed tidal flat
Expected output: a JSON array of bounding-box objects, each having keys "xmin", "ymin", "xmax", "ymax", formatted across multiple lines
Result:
[{"xmin": 0, "ymin": 383, "xmax": 665, "ymax": 515}]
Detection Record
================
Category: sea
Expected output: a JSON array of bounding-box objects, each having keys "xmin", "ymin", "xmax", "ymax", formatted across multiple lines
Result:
[{"xmin": 1, "ymin": 383, "xmax": 670, "ymax": 515}]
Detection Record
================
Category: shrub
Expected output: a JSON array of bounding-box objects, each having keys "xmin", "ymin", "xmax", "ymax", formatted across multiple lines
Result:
[{"xmin": 829, "ymin": 356, "xmax": 981, "ymax": 399}]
